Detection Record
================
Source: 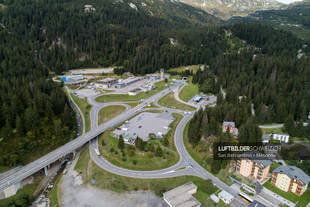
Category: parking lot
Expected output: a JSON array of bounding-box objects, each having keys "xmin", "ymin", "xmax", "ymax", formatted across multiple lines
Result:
[
  {"xmin": 114, "ymin": 112, "xmax": 175, "ymax": 141},
  {"xmin": 73, "ymin": 89, "xmax": 100, "ymax": 98}
]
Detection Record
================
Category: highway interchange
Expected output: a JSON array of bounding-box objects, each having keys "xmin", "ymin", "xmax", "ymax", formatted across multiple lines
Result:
[{"xmin": 0, "ymin": 81, "xmax": 284, "ymax": 207}]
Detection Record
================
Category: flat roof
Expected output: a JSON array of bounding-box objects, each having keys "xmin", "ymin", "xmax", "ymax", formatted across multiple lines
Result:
[
  {"xmin": 223, "ymin": 121, "xmax": 235, "ymax": 127},
  {"xmin": 218, "ymin": 190, "xmax": 234, "ymax": 201},
  {"xmin": 163, "ymin": 182, "xmax": 201, "ymax": 207},
  {"xmin": 70, "ymin": 67, "xmax": 114, "ymax": 74},
  {"xmin": 121, "ymin": 77, "xmax": 141, "ymax": 84},
  {"xmin": 98, "ymin": 78, "xmax": 116, "ymax": 83}
]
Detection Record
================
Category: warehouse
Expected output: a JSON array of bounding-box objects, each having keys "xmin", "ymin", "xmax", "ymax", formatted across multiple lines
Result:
[
  {"xmin": 115, "ymin": 77, "xmax": 141, "ymax": 88},
  {"xmin": 98, "ymin": 78, "xmax": 118, "ymax": 88},
  {"xmin": 163, "ymin": 182, "xmax": 201, "ymax": 207}
]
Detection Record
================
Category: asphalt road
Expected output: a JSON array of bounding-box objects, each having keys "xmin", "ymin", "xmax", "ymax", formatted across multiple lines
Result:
[
  {"xmin": 88, "ymin": 88, "xmax": 250, "ymax": 207},
  {"xmin": 0, "ymin": 83, "xmax": 181, "ymax": 192}
]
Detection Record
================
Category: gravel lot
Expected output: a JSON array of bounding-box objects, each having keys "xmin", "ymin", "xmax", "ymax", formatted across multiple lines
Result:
[{"xmin": 60, "ymin": 155, "xmax": 168, "ymax": 207}]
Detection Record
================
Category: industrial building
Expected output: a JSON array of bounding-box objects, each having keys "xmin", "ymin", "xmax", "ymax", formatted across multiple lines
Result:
[
  {"xmin": 98, "ymin": 78, "xmax": 118, "ymax": 88},
  {"xmin": 163, "ymin": 182, "xmax": 201, "ymax": 207},
  {"xmin": 113, "ymin": 112, "xmax": 174, "ymax": 142},
  {"xmin": 62, "ymin": 75, "xmax": 86, "ymax": 85},
  {"xmin": 116, "ymin": 77, "xmax": 141, "ymax": 88},
  {"xmin": 128, "ymin": 88, "xmax": 142, "ymax": 96}
]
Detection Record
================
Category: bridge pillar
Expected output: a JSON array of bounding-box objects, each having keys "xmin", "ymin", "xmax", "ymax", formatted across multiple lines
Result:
[
  {"xmin": 44, "ymin": 166, "xmax": 48, "ymax": 176},
  {"xmin": 72, "ymin": 150, "xmax": 76, "ymax": 158}
]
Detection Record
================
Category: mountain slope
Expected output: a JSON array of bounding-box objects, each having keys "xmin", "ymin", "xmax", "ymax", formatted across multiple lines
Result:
[
  {"xmin": 179, "ymin": 0, "xmax": 284, "ymax": 19},
  {"xmin": 229, "ymin": 1, "xmax": 310, "ymax": 40},
  {"xmin": 124, "ymin": 0, "xmax": 222, "ymax": 26}
]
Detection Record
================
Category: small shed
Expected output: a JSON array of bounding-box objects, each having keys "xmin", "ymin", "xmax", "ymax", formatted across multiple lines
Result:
[{"xmin": 210, "ymin": 194, "xmax": 219, "ymax": 203}]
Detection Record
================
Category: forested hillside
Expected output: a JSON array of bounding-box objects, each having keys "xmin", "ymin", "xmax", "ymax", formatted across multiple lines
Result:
[
  {"xmin": 0, "ymin": 0, "xmax": 222, "ymax": 74},
  {"xmin": 0, "ymin": 27, "xmax": 76, "ymax": 169},
  {"xmin": 0, "ymin": 0, "xmax": 309, "ymax": 172},
  {"xmin": 189, "ymin": 24, "xmax": 310, "ymax": 149}
]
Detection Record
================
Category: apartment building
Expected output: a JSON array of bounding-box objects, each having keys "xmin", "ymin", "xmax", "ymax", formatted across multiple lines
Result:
[
  {"xmin": 271, "ymin": 166, "xmax": 310, "ymax": 195},
  {"xmin": 236, "ymin": 152, "xmax": 271, "ymax": 182}
]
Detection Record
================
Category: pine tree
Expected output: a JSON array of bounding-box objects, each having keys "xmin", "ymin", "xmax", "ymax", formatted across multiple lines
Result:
[{"xmin": 118, "ymin": 135, "xmax": 125, "ymax": 150}]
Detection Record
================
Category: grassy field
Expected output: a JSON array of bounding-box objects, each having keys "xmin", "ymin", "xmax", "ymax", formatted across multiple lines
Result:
[
  {"xmin": 143, "ymin": 102, "xmax": 159, "ymax": 108},
  {"xmin": 261, "ymin": 127, "xmax": 284, "ymax": 134},
  {"xmin": 263, "ymin": 180, "xmax": 310, "ymax": 206},
  {"xmin": 98, "ymin": 113, "xmax": 183, "ymax": 171},
  {"xmin": 70, "ymin": 93, "xmax": 92, "ymax": 132},
  {"xmin": 49, "ymin": 175, "xmax": 62, "ymax": 207},
  {"xmin": 179, "ymin": 84, "xmax": 199, "ymax": 102},
  {"xmin": 95, "ymin": 81, "xmax": 167, "ymax": 103},
  {"xmin": 158, "ymin": 92, "xmax": 196, "ymax": 111},
  {"xmin": 98, "ymin": 105, "xmax": 126, "ymax": 126},
  {"xmin": 183, "ymin": 122, "xmax": 233, "ymax": 185},
  {"xmin": 75, "ymin": 147, "xmax": 223, "ymax": 207},
  {"xmin": 125, "ymin": 102, "xmax": 140, "ymax": 108},
  {"xmin": 168, "ymin": 65, "xmax": 200, "ymax": 74}
]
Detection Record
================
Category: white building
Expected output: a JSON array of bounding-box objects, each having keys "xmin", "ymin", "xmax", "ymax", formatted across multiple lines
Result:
[
  {"xmin": 210, "ymin": 194, "xmax": 219, "ymax": 203},
  {"xmin": 128, "ymin": 88, "xmax": 141, "ymax": 96},
  {"xmin": 272, "ymin": 133, "xmax": 290, "ymax": 143},
  {"xmin": 163, "ymin": 182, "xmax": 201, "ymax": 207},
  {"xmin": 218, "ymin": 190, "xmax": 234, "ymax": 204},
  {"xmin": 84, "ymin": 5, "xmax": 96, "ymax": 12}
]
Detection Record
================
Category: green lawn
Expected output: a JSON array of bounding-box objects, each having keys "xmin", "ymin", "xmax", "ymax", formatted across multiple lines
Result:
[
  {"xmin": 95, "ymin": 81, "xmax": 167, "ymax": 103},
  {"xmin": 263, "ymin": 180, "xmax": 310, "ymax": 206},
  {"xmin": 168, "ymin": 65, "xmax": 200, "ymax": 74},
  {"xmin": 261, "ymin": 127, "xmax": 284, "ymax": 134},
  {"xmin": 70, "ymin": 93, "xmax": 92, "ymax": 132},
  {"xmin": 183, "ymin": 122, "xmax": 232, "ymax": 185},
  {"xmin": 179, "ymin": 84, "xmax": 199, "ymax": 102},
  {"xmin": 126, "ymin": 102, "xmax": 140, "ymax": 108},
  {"xmin": 98, "ymin": 105, "xmax": 126, "ymax": 126},
  {"xmin": 67, "ymin": 84, "xmax": 80, "ymax": 90},
  {"xmin": 98, "ymin": 112, "xmax": 183, "ymax": 171},
  {"xmin": 143, "ymin": 102, "xmax": 159, "ymax": 108},
  {"xmin": 75, "ymin": 147, "xmax": 220, "ymax": 207},
  {"xmin": 49, "ymin": 175, "xmax": 62, "ymax": 207},
  {"xmin": 158, "ymin": 92, "xmax": 196, "ymax": 111}
]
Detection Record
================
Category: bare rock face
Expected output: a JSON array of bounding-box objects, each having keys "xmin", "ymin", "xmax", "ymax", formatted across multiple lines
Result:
[{"xmin": 178, "ymin": 0, "xmax": 285, "ymax": 19}]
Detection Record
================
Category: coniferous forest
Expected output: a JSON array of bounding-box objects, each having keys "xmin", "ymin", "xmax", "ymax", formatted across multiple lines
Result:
[{"xmin": 0, "ymin": 0, "xmax": 310, "ymax": 172}]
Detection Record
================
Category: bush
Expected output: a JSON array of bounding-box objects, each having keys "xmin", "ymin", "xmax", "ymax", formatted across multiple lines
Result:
[
  {"xmin": 146, "ymin": 151, "xmax": 153, "ymax": 158},
  {"xmin": 201, "ymin": 179, "xmax": 217, "ymax": 195},
  {"xmin": 122, "ymin": 157, "xmax": 127, "ymax": 161},
  {"xmin": 127, "ymin": 149, "xmax": 135, "ymax": 157},
  {"xmin": 102, "ymin": 140, "xmax": 106, "ymax": 146},
  {"xmin": 110, "ymin": 148, "xmax": 115, "ymax": 153},
  {"xmin": 133, "ymin": 160, "xmax": 137, "ymax": 165}
]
